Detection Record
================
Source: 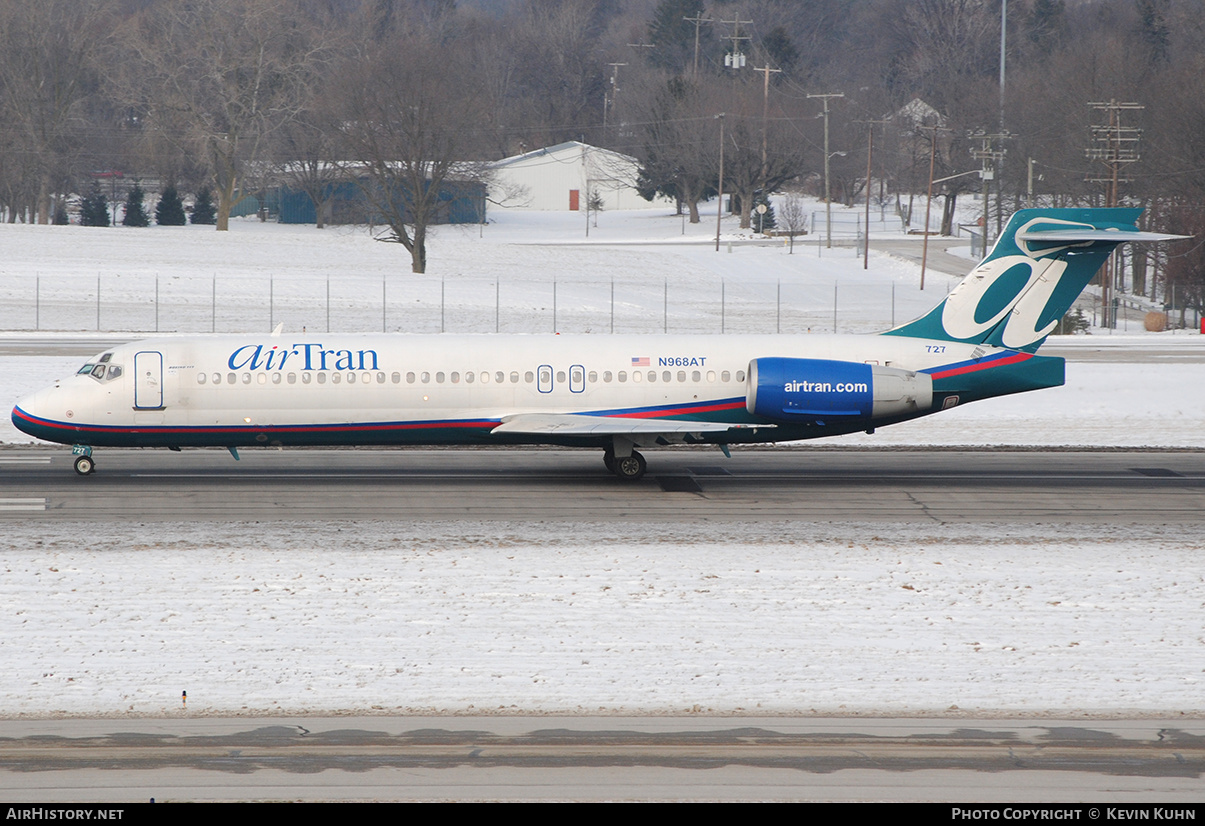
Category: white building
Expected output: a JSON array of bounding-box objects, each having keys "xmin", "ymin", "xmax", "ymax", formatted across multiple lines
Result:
[{"xmin": 489, "ymin": 141, "xmax": 670, "ymax": 211}]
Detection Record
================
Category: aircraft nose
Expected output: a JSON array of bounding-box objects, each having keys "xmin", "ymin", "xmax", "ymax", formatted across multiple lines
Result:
[{"xmin": 12, "ymin": 388, "xmax": 52, "ymax": 439}]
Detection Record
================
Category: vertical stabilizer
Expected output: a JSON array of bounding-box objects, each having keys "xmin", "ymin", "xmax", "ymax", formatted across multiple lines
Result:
[{"xmin": 883, "ymin": 208, "xmax": 1181, "ymax": 352}]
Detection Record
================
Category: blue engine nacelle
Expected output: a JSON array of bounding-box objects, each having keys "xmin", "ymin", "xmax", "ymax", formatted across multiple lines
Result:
[{"xmin": 746, "ymin": 358, "xmax": 932, "ymax": 424}]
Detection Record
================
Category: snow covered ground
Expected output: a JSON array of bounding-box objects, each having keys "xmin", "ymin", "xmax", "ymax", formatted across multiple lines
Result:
[
  {"xmin": 2, "ymin": 520, "xmax": 1202, "ymax": 718},
  {"xmin": 2, "ymin": 201, "xmax": 1203, "ymax": 718}
]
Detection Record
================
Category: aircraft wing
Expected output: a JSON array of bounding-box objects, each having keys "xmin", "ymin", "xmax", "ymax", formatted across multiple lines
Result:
[{"xmin": 491, "ymin": 413, "xmax": 766, "ymax": 436}]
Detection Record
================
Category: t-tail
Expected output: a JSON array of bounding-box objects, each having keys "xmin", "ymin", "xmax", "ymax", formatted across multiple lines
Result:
[{"xmin": 883, "ymin": 208, "xmax": 1184, "ymax": 353}]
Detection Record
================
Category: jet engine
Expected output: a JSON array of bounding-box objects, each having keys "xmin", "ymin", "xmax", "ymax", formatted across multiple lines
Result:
[{"xmin": 746, "ymin": 357, "xmax": 932, "ymax": 424}]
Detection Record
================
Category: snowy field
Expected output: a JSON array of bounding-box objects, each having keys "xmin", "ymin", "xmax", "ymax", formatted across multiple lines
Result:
[
  {"xmin": 2, "ymin": 201, "xmax": 1204, "ymax": 719},
  {"xmin": 1, "ymin": 521, "xmax": 1202, "ymax": 718}
]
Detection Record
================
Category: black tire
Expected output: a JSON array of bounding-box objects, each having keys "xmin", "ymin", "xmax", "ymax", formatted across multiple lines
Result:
[
  {"xmin": 613, "ymin": 450, "xmax": 646, "ymax": 482},
  {"xmin": 73, "ymin": 455, "xmax": 94, "ymax": 476}
]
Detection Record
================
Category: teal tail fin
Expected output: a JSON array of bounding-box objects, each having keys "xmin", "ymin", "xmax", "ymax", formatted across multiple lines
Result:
[{"xmin": 883, "ymin": 208, "xmax": 1182, "ymax": 352}]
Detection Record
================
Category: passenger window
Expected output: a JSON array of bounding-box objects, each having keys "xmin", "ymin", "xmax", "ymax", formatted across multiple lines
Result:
[
  {"xmin": 257, "ymin": 373, "xmax": 267, "ymax": 385},
  {"xmin": 556, "ymin": 371, "xmax": 565, "ymax": 383},
  {"xmin": 317, "ymin": 373, "xmax": 327, "ymax": 384},
  {"xmin": 603, "ymin": 371, "xmax": 612, "ymax": 382},
  {"xmin": 436, "ymin": 372, "xmax": 445, "ymax": 383},
  {"xmin": 512, "ymin": 372, "xmax": 520, "ymax": 383},
  {"xmin": 632, "ymin": 371, "xmax": 640, "ymax": 383},
  {"xmin": 228, "ymin": 373, "xmax": 236, "ymax": 384},
  {"xmin": 524, "ymin": 371, "xmax": 534, "ymax": 383},
  {"xmin": 332, "ymin": 373, "xmax": 342, "ymax": 384},
  {"xmin": 450, "ymin": 372, "xmax": 460, "ymax": 384},
  {"xmin": 721, "ymin": 371, "xmax": 730, "ymax": 382},
  {"xmin": 497, "ymin": 371, "xmax": 505, "ymax": 384},
  {"xmin": 377, "ymin": 372, "xmax": 385, "ymax": 384},
  {"xmin": 466, "ymin": 372, "xmax": 474, "ymax": 383},
  {"xmin": 663, "ymin": 371, "xmax": 672, "ymax": 382},
  {"xmin": 213, "ymin": 373, "xmax": 221, "ymax": 385},
  {"xmin": 241, "ymin": 373, "xmax": 251, "ymax": 384},
  {"xmin": 479, "ymin": 372, "xmax": 489, "ymax": 384},
  {"xmin": 197, "ymin": 373, "xmax": 207, "ymax": 385},
  {"xmin": 287, "ymin": 373, "xmax": 296, "ymax": 384},
  {"xmin": 649, "ymin": 371, "xmax": 657, "ymax": 382},
  {"xmin": 707, "ymin": 371, "xmax": 716, "ymax": 382},
  {"xmin": 346, "ymin": 372, "xmax": 355, "ymax": 384},
  {"xmin": 272, "ymin": 373, "xmax": 281, "ymax": 384},
  {"xmin": 736, "ymin": 370, "xmax": 746, "ymax": 382},
  {"xmin": 677, "ymin": 371, "xmax": 686, "ymax": 382},
  {"xmin": 692, "ymin": 371, "xmax": 700, "ymax": 382},
  {"xmin": 302, "ymin": 372, "xmax": 311, "ymax": 384},
  {"xmin": 421, "ymin": 372, "xmax": 430, "ymax": 383},
  {"xmin": 403, "ymin": 372, "xmax": 412, "ymax": 384},
  {"xmin": 588, "ymin": 371, "xmax": 597, "ymax": 383},
  {"xmin": 618, "ymin": 371, "xmax": 626, "ymax": 383}
]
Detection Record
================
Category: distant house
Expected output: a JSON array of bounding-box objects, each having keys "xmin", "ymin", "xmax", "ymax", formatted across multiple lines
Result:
[
  {"xmin": 489, "ymin": 141, "xmax": 670, "ymax": 211},
  {"xmin": 270, "ymin": 163, "xmax": 487, "ymax": 226}
]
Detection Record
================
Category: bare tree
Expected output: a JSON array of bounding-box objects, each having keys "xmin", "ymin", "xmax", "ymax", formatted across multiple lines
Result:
[
  {"xmin": 778, "ymin": 193, "xmax": 807, "ymax": 253},
  {"xmin": 330, "ymin": 37, "xmax": 492, "ymax": 273},
  {"xmin": 0, "ymin": 0, "xmax": 105, "ymax": 223},
  {"xmin": 121, "ymin": 0, "xmax": 328, "ymax": 230}
]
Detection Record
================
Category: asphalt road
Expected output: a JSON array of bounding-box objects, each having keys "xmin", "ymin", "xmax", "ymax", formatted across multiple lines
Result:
[
  {"xmin": 2, "ymin": 716, "xmax": 1202, "ymax": 802},
  {"xmin": 2, "ymin": 446, "xmax": 1203, "ymax": 524}
]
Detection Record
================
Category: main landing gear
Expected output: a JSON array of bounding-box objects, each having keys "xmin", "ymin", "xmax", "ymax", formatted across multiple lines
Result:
[{"xmin": 603, "ymin": 446, "xmax": 646, "ymax": 482}]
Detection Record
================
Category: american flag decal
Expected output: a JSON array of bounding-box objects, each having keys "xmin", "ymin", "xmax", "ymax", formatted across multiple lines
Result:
[{"xmin": 631, "ymin": 356, "xmax": 650, "ymax": 367}]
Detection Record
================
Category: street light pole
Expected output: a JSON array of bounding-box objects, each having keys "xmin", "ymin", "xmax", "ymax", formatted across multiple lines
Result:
[{"xmin": 809, "ymin": 92, "xmax": 843, "ymax": 249}]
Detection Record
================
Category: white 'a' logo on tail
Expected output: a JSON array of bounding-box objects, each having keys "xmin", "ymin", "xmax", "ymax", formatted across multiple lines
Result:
[{"xmin": 940, "ymin": 217, "xmax": 1091, "ymax": 349}]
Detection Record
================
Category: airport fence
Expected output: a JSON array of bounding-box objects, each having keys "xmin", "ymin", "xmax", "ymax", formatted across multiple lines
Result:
[{"xmin": 0, "ymin": 273, "xmax": 929, "ymax": 337}]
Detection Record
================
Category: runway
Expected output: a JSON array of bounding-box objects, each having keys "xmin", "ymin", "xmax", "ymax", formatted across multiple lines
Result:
[
  {"xmin": 1, "ymin": 446, "xmax": 1202, "ymax": 524},
  {"xmin": 1, "ymin": 716, "xmax": 1202, "ymax": 802}
]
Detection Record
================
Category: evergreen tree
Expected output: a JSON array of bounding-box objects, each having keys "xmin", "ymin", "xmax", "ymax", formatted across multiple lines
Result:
[
  {"xmin": 52, "ymin": 204, "xmax": 69, "ymax": 225},
  {"xmin": 753, "ymin": 193, "xmax": 777, "ymax": 233},
  {"xmin": 121, "ymin": 182, "xmax": 150, "ymax": 227},
  {"xmin": 648, "ymin": 0, "xmax": 709, "ymax": 74},
  {"xmin": 79, "ymin": 184, "xmax": 110, "ymax": 227},
  {"xmin": 191, "ymin": 187, "xmax": 217, "ymax": 224},
  {"xmin": 155, "ymin": 185, "xmax": 187, "ymax": 226}
]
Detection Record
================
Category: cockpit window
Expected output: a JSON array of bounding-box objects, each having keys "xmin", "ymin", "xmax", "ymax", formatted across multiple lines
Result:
[
  {"xmin": 79, "ymin": 362, "xmax": 123, "ymax": 381},
  {"xmin": 99, "ymin": 353, "xmax": 112, "ymax": 364}
]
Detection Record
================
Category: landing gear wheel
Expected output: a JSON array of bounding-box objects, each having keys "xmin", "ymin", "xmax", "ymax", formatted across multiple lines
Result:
[
  {"xmin": 613, "ymin": 450, "xmax": 646, "ymax": 482},
  {"xmin": 73, "ymin": 455, "xmax": 95, "ymax": 476},
  {"xmin": 603, "ymin": 449, "xmax": 615, "ymax": 472}
]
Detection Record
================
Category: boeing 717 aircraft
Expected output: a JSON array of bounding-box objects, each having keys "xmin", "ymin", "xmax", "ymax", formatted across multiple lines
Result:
[{"xmin": 11, "ymin": 208, "xmax": 1182, "ymax": 480}]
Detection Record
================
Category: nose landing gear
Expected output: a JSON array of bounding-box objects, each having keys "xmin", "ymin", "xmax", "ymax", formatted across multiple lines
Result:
[{"xmin": 72, "ymin": 446, "xmax": 95, "ymax": 476}]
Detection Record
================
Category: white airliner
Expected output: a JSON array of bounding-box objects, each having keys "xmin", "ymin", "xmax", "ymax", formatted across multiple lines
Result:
[{"xmin": 12, "ymin": 208, "xmax": 1182, "ymax": 480}]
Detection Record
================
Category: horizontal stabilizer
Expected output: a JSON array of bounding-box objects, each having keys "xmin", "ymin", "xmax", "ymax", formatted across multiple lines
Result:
[
  {"xmin": 492, "ymin": 413, "xmax": 765, "ymax": 436},
  {"xmin": 1017, "ymin": 229, "xmax": 1188, "ymax": 243}
]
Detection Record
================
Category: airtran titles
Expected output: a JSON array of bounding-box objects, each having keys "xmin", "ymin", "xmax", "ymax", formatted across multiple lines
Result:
[{"xmin": 228, "ymin": 343, "xmax": 380, "ymax": 372}]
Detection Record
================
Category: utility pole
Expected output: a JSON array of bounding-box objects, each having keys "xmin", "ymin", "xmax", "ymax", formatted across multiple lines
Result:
[
  {"xmin": 1085, "ymin": 100, "xmax": 1143, "ymax": 329},
  {"xmin": 755, "ymin": 65, "xmax": 782, "ymax": 191},
  {"xmin": 715, "ymin": 113, "xmax": 725, "ymax": 252},
  {"xmin": 857, "ymin": 119, "xmax": 890, "ymax": 269},
  {"xmin": 809, "ymin": 92, "xmax": 844, "ymax": 248},
  {"xmin": 968, "ymin": 129, "xmax": 1010, "ymax": 249},
  {"xmin": 720, "ymin": 16, "xmax": 752, "ymax": 70},
  {"xmin": 682, "ymin": 13, "xmax": 713, "ymax": 79},
  {"xmin": 603, "ymin": 62, "xmax": 627, "ymax": 134}
]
